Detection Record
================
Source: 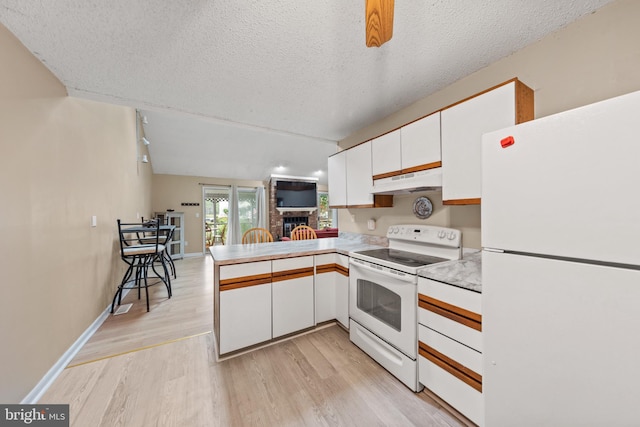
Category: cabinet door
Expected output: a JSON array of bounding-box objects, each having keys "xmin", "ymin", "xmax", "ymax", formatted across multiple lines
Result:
[
  {"xmin": 167, "ymin": 212, "xmax": 184, "ymax": 259},
  {"xmin": 401, "ymin": 111, "xmax": 441, "ymax": 171},
  {"xmin": 335, "ymin": 254, "xmax": 349, "ymax": 329},
  {"xmin": 371, "ymin": 130, "xmax": 401, "ymax": 178},
  {"xmin": 315, "ymin": 254, "xmax": 337, "ymax": 324},
  {"xmin": 441, "ymin": 81, "xmax": 517, "ymax": 203},
  {"xmin": 272, "ymin": 256, "xmax": 315, "ymax": 338},
  {"xmin": 346, "ymin": 141, "xmax": 374, "ymax": 206},
  {"xmin": 328, "ymin": 151, "xmax": 347, "ymax": 207},
  {"xmin": 219, "ymin": 261, "xmax": 272, "ymax": 354},
  {"xmin": 418, "ymin": 325, "xmax": 484, "ymax": 426}
]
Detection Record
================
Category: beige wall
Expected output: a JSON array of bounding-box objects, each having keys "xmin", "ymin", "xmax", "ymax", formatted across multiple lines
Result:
[
  {"xmin": 151, "ymin": 174, "xmax": 266, "ymax": 254},
  {"xmin": 338, "ymin": 0, "xmax": 640, "ymax": 248},
  {"xmin": 0, "ymin": 24, "xmax": 153, "ymax": 402}
]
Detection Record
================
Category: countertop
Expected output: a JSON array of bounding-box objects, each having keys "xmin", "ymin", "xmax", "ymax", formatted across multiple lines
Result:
[
  {"xmin": 418, "ymin": 250, "xmax": 482, "ymax": 293},
  {"xmin": 209, "ymin": 237, "xmax": 382, "ymax": 265}
]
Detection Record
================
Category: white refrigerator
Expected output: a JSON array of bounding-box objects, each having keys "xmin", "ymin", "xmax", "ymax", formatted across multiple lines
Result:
[{"xmin": 481, "ymin": 90, "xmax": 640, "ymax": 426}]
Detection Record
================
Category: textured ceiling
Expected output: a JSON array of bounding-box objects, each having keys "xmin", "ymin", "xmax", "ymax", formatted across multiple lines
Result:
[{"xmin": 0, "ymin": 0, "xmax": 615, "ymax": 184}]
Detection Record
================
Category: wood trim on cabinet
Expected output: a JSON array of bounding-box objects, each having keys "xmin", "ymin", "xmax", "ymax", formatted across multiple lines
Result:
[
  {"xmin": 418, "ymin": 293, "xmax": 482, "ymax": 331},
  {"xmin": 271, "ymin": 267, "xmax": 315, "ymax": 283},
  {"xmin": 419, "ymin": 341, "xmax": 482, "ymax": 392},
  {"xmin": 336, "ymin": 264, "xmax": 349, "ymax": 277},
  {"xmin": 372, "ymin": 170, "xmax": 402, "ymax": 181},
  {"xmin": 515, "ymin": 80, "xmax": 535, "ymax": 124},
  {"xmin": 442, "ymin": 198, "xmax": 481, "ymax": 206},
  {"xmin": 401, "ymin": 161, "xmax": 441, "ymax": 174},
  {"xmin": 331, "ymin": 195, "xmax": 393, "ymax": 209},
  {"xmin": 316, "ymin": 263, "xmax": 349, "ymax": 277},
  {"xmin": 373, "ymin": 195, "xmax": 394, "ymax": 207},
  {"xmin": 372, "ymin": 161, "xmax": 442, "ymax": 181},
  {"xmin": 220, "ymin": 273, "xmax": 272, "ymax": 291}
]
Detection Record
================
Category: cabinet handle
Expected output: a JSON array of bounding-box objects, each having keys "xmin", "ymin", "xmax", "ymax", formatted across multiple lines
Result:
[{"xmin": 419, "ymin": 341, "xmax": 482, "ymax": 392}]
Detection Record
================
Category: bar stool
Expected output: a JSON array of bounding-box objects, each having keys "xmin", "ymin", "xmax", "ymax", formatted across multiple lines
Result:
[{"xmin": 111, "ymin": 219, "xmax": 172, "ymax": 313}]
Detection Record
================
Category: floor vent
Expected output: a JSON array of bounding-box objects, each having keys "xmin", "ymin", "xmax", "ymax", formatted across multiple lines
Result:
[{"xmin": 113, "ymin": 304, "xmax": 133, "ymax": 315}]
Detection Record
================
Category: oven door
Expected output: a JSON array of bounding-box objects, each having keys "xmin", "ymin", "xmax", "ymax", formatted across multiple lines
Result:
[{"xmin": 349, "ymin": 258, "xmax": 417, "ymax": 358}]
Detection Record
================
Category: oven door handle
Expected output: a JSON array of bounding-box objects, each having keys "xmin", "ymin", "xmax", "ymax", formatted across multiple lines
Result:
[{"xmin": 350, "ymin": 258, "xmax": 416, "ymax": 283}]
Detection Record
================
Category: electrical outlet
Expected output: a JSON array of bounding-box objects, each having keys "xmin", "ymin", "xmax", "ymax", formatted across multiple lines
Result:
[{"xmin": 185, "ymin": 241, "xmax": 188, "ymax": 246}]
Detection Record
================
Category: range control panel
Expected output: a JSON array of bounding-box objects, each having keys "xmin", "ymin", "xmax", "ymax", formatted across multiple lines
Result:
[{"xmin": 386, "ymin": 225, "xmax": 461, "ymax": 248}]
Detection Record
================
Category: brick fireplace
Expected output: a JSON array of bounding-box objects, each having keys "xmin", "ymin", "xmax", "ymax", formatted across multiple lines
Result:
[{"xmin": 269, "ymin": 178, "xmax": 318, "ymax": 240}]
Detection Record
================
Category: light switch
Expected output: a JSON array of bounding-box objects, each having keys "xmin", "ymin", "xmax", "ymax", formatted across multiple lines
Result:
[{"xmin": 91, "ymin": 215, "xmax": 97, "ymax": 227}]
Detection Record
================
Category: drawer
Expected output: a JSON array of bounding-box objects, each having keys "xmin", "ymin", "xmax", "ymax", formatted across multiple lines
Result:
[
  {"xmin": 272, "ymin": 255, "xmax": 314, "ymax": 272},
  {"xmin": 418, "ymin": 308, "xmax": 482, "ymax": 352},
  {"xmin": 219, "ymin": 260, "xmax": 271, "ymax": 281},
  {"xmin": 418, "ymin": 278, "xmax": 482, "ymax": 352},
  {"xmin": 419, "ymin": 355, "xmax": 484, "ymax": 426},
  {"xmin": 418, "ymin": 324, "xmax": 483, "ymax": 426},
  {"xmin": 419, "ymin": 325, "xmax": 482, "ymax": 376}
]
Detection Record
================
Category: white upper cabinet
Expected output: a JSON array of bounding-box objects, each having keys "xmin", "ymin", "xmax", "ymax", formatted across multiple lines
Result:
[
  {"xmin": 346, "ymin": 141, "xmax": 374, "ymax": 206},
  {"xmin": 371, "ymin": 130, "xmax": 401, "ymax": 178},
  {"xmin": 401, "ymin": 111, "xmax": 441, "ymax": 171},
  {"xmin": 370, "ymin": 112, "xmax": 441, "ymax": 179},
  {"xmin": 441, "ymin": 80, "xmax": 533, "ymax": 204},
  {"xmin": 327, "ymin": 150, "xmax": 347, "ymax": 207}
]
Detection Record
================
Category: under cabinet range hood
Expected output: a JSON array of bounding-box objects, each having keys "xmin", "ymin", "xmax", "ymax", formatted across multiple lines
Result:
[{"xmin": 371, "ymin": 167, "xmax": 442, "ymax": 195}]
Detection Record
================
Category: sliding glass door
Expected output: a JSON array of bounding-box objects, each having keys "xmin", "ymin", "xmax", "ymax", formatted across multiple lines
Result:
[{"xmin": 203, "ymin": 186, "xmax": 262, "ymax": 248}]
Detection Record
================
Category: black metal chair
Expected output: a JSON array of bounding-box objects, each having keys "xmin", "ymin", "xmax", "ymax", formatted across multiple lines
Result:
[
  {"xmin": 142, "ymin": 215, "xmax": 177, "ymax": 280},
  {"xmin": 111, "ymin": 219, "xmax": 172, "ymax": 313}
]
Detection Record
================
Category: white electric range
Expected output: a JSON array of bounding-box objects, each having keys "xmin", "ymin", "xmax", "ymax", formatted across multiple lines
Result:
[{"xmin": 348, "ymin": 224, "xmax": 462, "ymax": 391}]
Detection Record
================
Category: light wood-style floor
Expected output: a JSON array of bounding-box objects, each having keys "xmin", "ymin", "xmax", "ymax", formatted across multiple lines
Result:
[{"xmin": 41, "ymin": 255, "xmax": 465, "ymax": 426}]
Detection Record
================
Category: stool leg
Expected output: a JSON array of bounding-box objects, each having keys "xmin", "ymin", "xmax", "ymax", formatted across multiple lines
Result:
[
  {"xmin": 143, "ymin": 255, "xmax": 150, "ymax": 312},
  {"xmin": 151, "ymin": 253, "xmax": 171, "ymax": 298}
]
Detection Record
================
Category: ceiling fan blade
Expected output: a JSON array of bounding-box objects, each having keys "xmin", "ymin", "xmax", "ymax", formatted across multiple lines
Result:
[{"xmin": 366, "ymin": 0, "xmax": 394, "ymax": 47}]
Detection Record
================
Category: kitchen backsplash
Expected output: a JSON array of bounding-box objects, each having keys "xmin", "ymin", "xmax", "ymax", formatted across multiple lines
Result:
[{"xmin": 338, "ymin": 231, "xmax": 389, "ymax": 247}]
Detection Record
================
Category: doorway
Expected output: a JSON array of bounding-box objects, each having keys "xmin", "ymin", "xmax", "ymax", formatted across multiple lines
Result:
[
  {"xmin": 203, "ymin": 187, "xmax": 229, "ymax": 249},
  {"xmin": 202, "ymin": 185, "xmax": 262, "ymax": 249}
]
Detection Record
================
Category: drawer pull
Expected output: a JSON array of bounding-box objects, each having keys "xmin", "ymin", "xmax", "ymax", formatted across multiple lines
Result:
[
  {"xmin": 419, "ymin": 341, "xmax": 482, "ymax": 392},
  {"xmin": 418, "ymin": 294, "xmax": 482, "ymax": 331},
  {"xmin": 271, "ymin": 267, "xmax": 315, "ymax": 283},
  {"xmin": 316, "ymin": 263, "xmax": 349, "ymax": 277},
  {"xmin": 220, "ymin": 273, "xmax": 272, "ymax": 291}
]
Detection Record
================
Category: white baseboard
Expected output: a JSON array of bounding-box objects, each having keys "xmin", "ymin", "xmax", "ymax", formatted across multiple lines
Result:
[
  {"xmin": 183, "ymin": 252, "xmax": 204, "ymax": 258},
  {"xmin": 21, "ymin": 287, "xmax": 132, "ymax": 404}
]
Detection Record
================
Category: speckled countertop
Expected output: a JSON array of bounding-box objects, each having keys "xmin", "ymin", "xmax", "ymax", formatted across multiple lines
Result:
[
  {"xmin": 418, "ymin": 250, "xmax": 482, "ymax": 293},
  {"xmin": 209, "ymin": 237, "xmax": 383, "ymax": 265}
]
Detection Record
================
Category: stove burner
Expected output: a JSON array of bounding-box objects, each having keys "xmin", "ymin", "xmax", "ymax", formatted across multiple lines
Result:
[{"xmin": 354, "ymin": 248, "xmax": 448, "ymax": 268}]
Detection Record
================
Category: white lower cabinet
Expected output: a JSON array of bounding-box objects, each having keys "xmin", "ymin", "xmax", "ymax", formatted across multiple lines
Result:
[
  {"xmin": 315, "ymin": 253, "xmax": 350, "ymax": 328},
  {"xmin": 418, "ymin": 277, "xmax": 483, "ymax": 426},
  {"xmin": 334, "ymin": 254, "xmax": 349, "ymax": 329},
  {"xmin": 418, "ymin": 326, "xmax": 483, "ymax": 426},
  {"xmin": 219, "ymin": 261, "xmax": 272, "ymax": 354},
  {"xmin": 315, "ymin": 254, "xmax": 337, "ymax": 323},
  {"xmin": 272, "ymin": 256, "xmax": 315, "ymax": 338},
  {"xmin": 217, "ymin": 253, "xmax": 350, "ymax": 356}
]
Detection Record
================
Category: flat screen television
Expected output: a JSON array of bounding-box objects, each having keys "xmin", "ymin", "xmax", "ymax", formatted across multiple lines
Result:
[{"xmin": 276, "ymin": 180, "xmax": 317, "ymax": 208}]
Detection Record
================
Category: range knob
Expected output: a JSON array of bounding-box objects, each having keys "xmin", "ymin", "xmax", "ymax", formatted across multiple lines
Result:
[
  {"xmin": 438, "ymin": 230, "xmax": 446, "ymax": 239},
  {"xmin": 390, "ymin": 227, "xmax": 399, "ymax": 234},
  {"xmin": 447, "ymin": 231, "xmax": 457, "ymax": 240}
]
